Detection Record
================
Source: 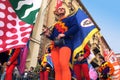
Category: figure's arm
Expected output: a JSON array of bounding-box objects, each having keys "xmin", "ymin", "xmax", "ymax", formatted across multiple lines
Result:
[
  {"xmin": 64, "ymin": 17, "xmax": 79, "ymax": 37},
  {"xmin": 77, "ymin": 44, "xmax": 90, "ymax": 61},
  {"xmin": 83, "ymin": 44, "xmax": 90, "ymax": 58},
  {"xmin": 57, "ymin": 18, "xmax": 79, "ymax": 39}
]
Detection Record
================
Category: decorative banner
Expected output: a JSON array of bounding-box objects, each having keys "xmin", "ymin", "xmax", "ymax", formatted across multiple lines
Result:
[
  {"xmin": 0, "ymin": 0, "xmax": 33, "ymax": 52},
  {"xmin": 72, "ymin": 9, "xmax": 98, "ymax": 62}
]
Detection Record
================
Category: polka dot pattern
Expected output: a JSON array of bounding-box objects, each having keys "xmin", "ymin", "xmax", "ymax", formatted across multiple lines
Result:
[{"xmin": 0, "ymin": 0, "xmax": 33, "ymax": 52}]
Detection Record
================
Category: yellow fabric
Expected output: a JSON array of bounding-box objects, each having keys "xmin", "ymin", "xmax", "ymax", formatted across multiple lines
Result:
[
  {"xmin": 98, "ymin": 62, "xmax": 114, "ymax": 75},
  {"xmin": 72, "ymin": 28, "xmax": 98, "ymax": 63},
  {"xmin": 41, "ymin": 54, "xmax": 48, "ymax": 67}
]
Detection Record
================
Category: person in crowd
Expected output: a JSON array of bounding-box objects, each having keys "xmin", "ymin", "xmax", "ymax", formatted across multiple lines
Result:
[
  {"xmin": 22, "ymin": 68, "xmax": 29, "ymax": 80},
  {"xmin": 39, "ymin": 47, "xmax": 53, "ymax": 80},
  {"xmin": 28, "ymin": 66, "xmax": 35, "ymax": 80},
  {"xmin": 1, "ymin": 62, "xmax": 7, "ymax": 80},
  {"xmin": 5, "ymin": 48, "xmax": 21, "ymax": 80},
  {"xmin": 42, "ymin": 6, "xmax": 80, "ymax": 80},
  {"xmin": 73, "ymin": 44, "xmax": 91, "ymax": 80},
  {"xmin": 97, "ymin": 55, "xmax": 114, "ymax": 80}
]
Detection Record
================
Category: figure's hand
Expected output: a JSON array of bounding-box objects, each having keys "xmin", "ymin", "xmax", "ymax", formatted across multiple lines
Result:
[
  {"xmin": 77, "ymin": 56, "xmax": 84, "ymax": 61},
  {"xmin": 57, "ymin": 33, "xmax": 65, "ymax": 39},
  {"xmin": 42, "ymin": 28, "xmax": 51, "ymax": 37},
  {"xmin": 7, "ymin": 61, "xmax": 11, "ymax": 66}
]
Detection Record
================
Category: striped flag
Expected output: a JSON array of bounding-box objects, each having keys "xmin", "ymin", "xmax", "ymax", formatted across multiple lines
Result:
[{"xmin": 104, "ymin": 49, "xmax": 120, "ymax": 79}]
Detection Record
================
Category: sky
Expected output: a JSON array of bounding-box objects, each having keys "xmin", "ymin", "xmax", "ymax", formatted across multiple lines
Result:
[{"xmin": 81, "ymin": 0, "xmax": 120, "ymax": 53}]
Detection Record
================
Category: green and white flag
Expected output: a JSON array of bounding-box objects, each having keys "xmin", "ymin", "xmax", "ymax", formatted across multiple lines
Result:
[{"xmin": 9, "ymin": 0, "xmax": 42, "ymax": 24}]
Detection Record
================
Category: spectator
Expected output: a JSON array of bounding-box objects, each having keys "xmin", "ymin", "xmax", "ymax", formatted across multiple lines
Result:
[
  {"xmin": 73, "ymin": 44, "xmax": 91, "ymax": 80},
  {"xmin": 28, "ymin": 67, "xmax": 35, "ymax": 80},
  {"xmin": 22, "ymin": 68, "xmax": 29, "ymax": 80},
  {"xmin": 97, "ymin": 55, "xmax": 114, "ymax": 80},
  {"xmin": 39, "ymin": 47, "xmax": 53, "ymax": 80},
  {"xmin": 1, "ymin": 62, "xmax": 7, "ymax": 80}
]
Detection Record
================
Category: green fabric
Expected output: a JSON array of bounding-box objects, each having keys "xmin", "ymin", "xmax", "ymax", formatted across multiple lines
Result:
[{"xmin": 9, "ymin": 0, "xmax": 41, "ymax": 24}]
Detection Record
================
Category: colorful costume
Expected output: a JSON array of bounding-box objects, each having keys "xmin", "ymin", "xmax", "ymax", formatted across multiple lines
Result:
[
  {"xmin": 98, "ymin": 61, "xmax": 114, "ymax": 80},
  {"xmin": 5, "ymin": 48, "xmax": 21, "ymax": 80},
  {"xmin": 44, "ymin": 7, "xmax": 98, "ymax": 80},
  {"xmin": 47, "ymin": 14, "xmax": 79, "ymax": 80},
  {"xmin": 73, "ymin": 44, "xmax": 90, "ymax": 80},
  {"xmin": 40, "ymin": 53, "xmax": 52, "ymax": 80}
]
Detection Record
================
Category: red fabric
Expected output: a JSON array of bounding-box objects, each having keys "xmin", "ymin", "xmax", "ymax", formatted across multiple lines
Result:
[
  {"xmin": 54, "ymin": 21, "xmax": 68, "ymax": 33},
  {"xmin": 9, "ymin": 48, "xmax": 21, "ymax": 64},
  {"xmin": 5, "ymin": 63, "xmax": 16, "ymax": 80},
  {"xmin": 83, "ymin": 44, "xmax": 90, "ymax": 58},
  {"xmin": 40, "ymin": 71, "xmax": 49, "ymax": 80},
  {"xmin": 0, "ymin": 0, "xmax": 33, "ymax": 52},
  {"xmin": 56, "ymin": 0, "xmax": 63, "ymax": 10},
  {"xmin": 73, "ymin": 64, "xmax": 90, "ymax": 80},
  {"xmin": 51, "ymin": 47, "xmax": 71, "ymax": 80},
  {"xmin": 5, "ymin": 48, "xmax": 20, "ymax": 80}
]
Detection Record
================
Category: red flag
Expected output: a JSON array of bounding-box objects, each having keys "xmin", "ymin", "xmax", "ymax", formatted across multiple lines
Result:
[
  {"xmin": 104, "ymin": 50, "xmax": 120, "ymax": 79},
  {"xmin": 56, "ymin": 0, "xmax": 63, "ymax": 10},
  {"xmin": 0, "ymin": 0, "xmax": 33, "ymax": 52}
]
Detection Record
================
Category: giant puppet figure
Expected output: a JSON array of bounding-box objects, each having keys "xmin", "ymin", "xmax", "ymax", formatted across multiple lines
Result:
[
  {"xmin": 42, "ymin": 1, "xmax": 97, "ymax": 79},
  {"xmin": 5, "ymin": 48, "xmax": 21, "ymax": 80},
  {"xmin": 43, "ymin": 6, "xmax": 92, "ymax": 80},
  {"xmin": 42, "ymin": 7, "xmax": 80, "ymax": 80}
]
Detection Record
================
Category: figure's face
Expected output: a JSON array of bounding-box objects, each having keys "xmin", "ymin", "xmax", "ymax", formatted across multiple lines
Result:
[
  {"xmin": 54, "ymin": 8, "xmax": 66, "ymax": 17},
  {"xmin": 57, "ymin": 8, "xmax": 65, "ymax": 15}
]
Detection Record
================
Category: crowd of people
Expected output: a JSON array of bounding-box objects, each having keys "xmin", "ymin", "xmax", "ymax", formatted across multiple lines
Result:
[{"xmin": 0, "ymin": 41, "xmax": 115, "ymax": 80}]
